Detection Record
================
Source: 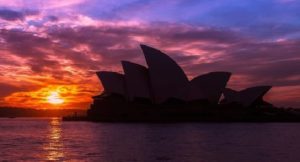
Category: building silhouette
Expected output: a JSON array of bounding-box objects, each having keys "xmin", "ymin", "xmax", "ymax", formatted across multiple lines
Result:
[
  {"xmin": 85, "ymin": 44, "xmax": 289, "ymax": 122},
  {"xmin": 222, "ymin": 86, "xmax": 272, "ymax": 107}
]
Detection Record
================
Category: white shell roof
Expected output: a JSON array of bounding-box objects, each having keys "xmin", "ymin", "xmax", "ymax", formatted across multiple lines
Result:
[
  {"xmin": 223, "ymin": 86, "xmax": 272, "ymax": 107},
  {"xmin": 189, "ymin": 72, "xmax": 231, "ymax": 103},
  {"xmin": 122, "ymin": 61, "xmax": 152, "ymax": 101},
  {"xmin": 140, "ymin": 44, "xmax": 189, "ymax": 103},
  {"xmin": 96, "ymin": 71, "xmax": 126, "ymax": 95}
]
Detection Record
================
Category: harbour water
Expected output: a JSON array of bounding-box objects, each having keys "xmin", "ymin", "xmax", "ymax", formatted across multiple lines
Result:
[{"xmin": 1, "ymin": 118, "xmax": 300, "ymax": 162}]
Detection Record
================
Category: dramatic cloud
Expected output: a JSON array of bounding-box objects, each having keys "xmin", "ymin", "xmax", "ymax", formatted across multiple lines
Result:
[
  {"xmin": 0, "ymin": 0, "xmax": 299, "ymax": 108},
  {"xmin": 0, "ymin": 9, "xmax": 25, "ymax": 21},
  {"xmin": 0, "ymin": 9, "xmax": 39, "ymax": 21}
]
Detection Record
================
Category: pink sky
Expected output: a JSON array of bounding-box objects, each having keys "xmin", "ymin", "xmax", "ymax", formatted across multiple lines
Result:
[{"xmin": 0, "ymin": 0, "xmax": 299, "ymax": 108}]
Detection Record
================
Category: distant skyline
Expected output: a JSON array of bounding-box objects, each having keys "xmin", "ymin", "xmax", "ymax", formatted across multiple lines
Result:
[{"xmin": 0, "ymin": 0, "xmax": 299, "ymax": 109}]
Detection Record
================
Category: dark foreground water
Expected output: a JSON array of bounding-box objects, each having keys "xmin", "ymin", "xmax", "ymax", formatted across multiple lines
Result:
[{"xmin": 1, "ymin": 118, "xmax": 300, "ymax": 162}]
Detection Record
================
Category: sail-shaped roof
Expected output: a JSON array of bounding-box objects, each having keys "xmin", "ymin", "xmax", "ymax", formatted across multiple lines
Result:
[
  {"xmin": 140, "ymin": 44, "xmax": 189, "ymax": 103},
  {"xmin": 223, "ymin": 86, "xmax": 272, "ymax": 107},
  {"xmin": 96, "ymin": 71, "xmax": 126, "ymax": 95},
  {"xmin": 222, "ymin": 88, "xmax": 238, "ymax": 101},
  {"xmin": 189, "ymin": 72, "xmax": 231, "ymax": 103},
  {"xmin": 122, "ymin": 61, "xmax": 152, "ymax": 101}
]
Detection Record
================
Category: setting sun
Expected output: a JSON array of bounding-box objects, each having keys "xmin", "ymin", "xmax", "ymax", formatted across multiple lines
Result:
[{"xmin": 47, "ymin": 92, "xmax": 64, "ymax": 105}]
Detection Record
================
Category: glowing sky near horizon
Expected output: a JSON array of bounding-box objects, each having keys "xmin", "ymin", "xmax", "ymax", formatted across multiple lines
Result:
[{"xmin": 0, "ymin": 0, "xmax": 299, "ymax": 109}]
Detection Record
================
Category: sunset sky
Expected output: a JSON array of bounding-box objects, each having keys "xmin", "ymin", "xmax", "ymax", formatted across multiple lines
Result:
[{"xmin": 0, "ymin": 0, "xmax": 299, "ymax": 109}]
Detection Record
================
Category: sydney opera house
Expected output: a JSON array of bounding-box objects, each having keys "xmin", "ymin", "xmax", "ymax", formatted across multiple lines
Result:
[{"xmin": 85, "ymin": 45, "xmax": 296, "ymax": 122}]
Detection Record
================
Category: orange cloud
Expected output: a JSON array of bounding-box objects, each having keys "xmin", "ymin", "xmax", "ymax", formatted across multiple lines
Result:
[{"xmin": 4, "ymin": 84, "xmax": 100, "ymax": 109}]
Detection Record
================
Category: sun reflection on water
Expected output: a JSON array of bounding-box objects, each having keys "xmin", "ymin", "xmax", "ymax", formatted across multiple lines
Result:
[{"xmin": 43, "ymin": 118, "xmax": 64, "ymax": 161}]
